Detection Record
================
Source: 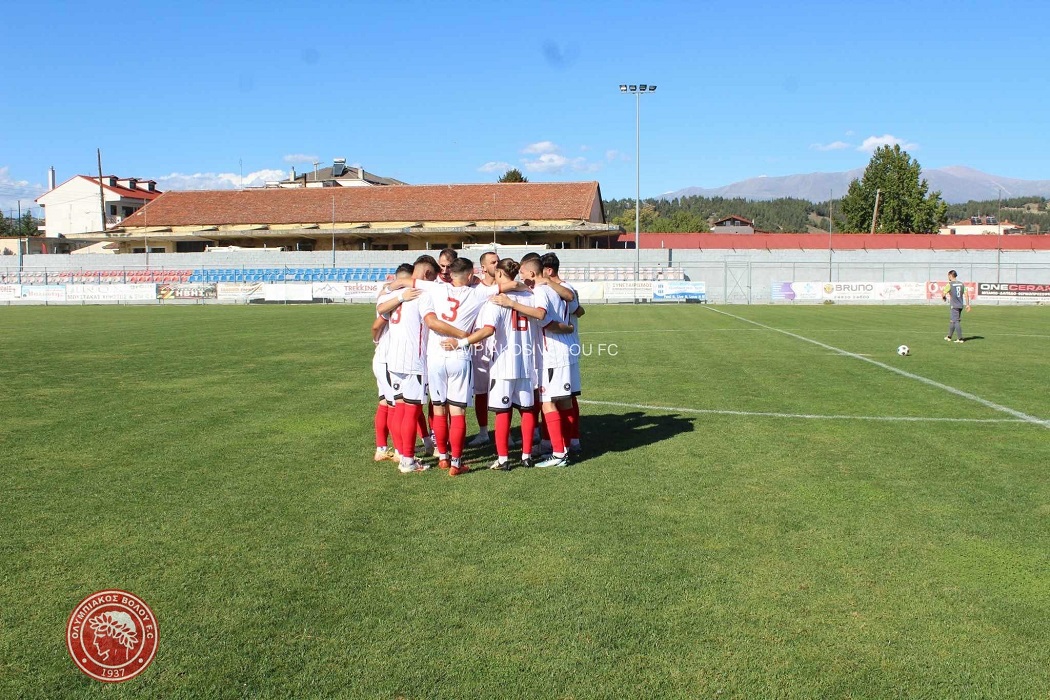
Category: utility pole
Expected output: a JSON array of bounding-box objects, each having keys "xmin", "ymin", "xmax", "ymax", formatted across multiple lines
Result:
[
  {"xmin": 97, "ymin": 149, "xmax": 107, "ymax": 231},
  {"xmin": 869, "ymin": 188, "xmax": 881, "ymax": 234}
]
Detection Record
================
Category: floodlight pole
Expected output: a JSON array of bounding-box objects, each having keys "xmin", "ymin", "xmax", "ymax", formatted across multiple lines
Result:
[
  {"xmin": 828, "ymin": 190, "xmax": 834, "ymax": 282},
  {"xmin": 996, "ymin": 188, "xmax": 1002, "ymax": 283},
  {"xmin": 620, "ymin": 83, "xmax": 656, "ymax": 303}
]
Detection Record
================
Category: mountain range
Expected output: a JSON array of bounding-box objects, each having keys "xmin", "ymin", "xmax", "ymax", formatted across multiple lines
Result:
[{"xmin": 661, "ymin": 166, "xmax": 1050, "ymax": 204}]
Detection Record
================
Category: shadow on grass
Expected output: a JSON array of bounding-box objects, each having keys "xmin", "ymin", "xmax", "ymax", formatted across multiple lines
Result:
[
  {"xmin": 454, "ymin": 411, "xmax": 695, "ymax": 466},
  {"xmin": 576, "ymin": 411, "xmax": 696, "ymax": 459},
  {"xmin": 962, "ymin": 335, "xmax": 985, "ymax": 342}
]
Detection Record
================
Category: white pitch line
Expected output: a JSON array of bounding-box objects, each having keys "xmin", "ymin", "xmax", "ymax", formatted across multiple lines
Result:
[
  {"xmin": 582, "ymin": 328, "xmax": 1050, "ymax": 339},
  {"xmin": 578, "ymin": 399, "xmax": 1027, "ymax": 424},
  {"xmin": 703, "ymin": 307, "xmax": 1050, "ymax": 429}
]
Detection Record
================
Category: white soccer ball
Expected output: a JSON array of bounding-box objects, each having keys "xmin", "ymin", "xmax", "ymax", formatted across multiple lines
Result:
[{"xmin": 897, "ymin": 345, "xmax": 910, "ymax": 356}]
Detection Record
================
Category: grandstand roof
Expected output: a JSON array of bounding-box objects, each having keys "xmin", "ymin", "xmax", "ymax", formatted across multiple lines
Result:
[{"xmin": 118, "ymin": 182, "xmax": 607, "ymax": 228}]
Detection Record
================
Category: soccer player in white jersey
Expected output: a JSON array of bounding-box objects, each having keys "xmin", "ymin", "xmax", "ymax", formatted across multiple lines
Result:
[
  {"xmin": 443, "ymin": 259, "xmax": 557, "ymax": 469},
  {"xmin": 541, "ymin": 252, "xmax": 584, "ymax": 455},
  {"xmin": 468, "ymin": 251, "xmax": 500, "ymax": 446},
  {"xmin": 371, "ymin": 262, "xmax": 416, "ymax": 462},
  {"xmin": 515, "ymin": 257, "xmax": 577, "ymax": 467},
  {"xmin": 376, "ymin": 258, "xmax": 450, "ymax": 473},
  {"xmin": 484, "ymin": 259, "xmax": 576, "ymax": 469},
  {"xmin": 418, "ymin": 257, "xmax": 499, "ymax": 476}
]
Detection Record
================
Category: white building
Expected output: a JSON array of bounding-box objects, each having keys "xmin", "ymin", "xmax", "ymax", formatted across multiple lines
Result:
[
  {"xmin": 263, "ymin": 158, "xmax": 406, "ymax": 189},
  {"xmin": 939, "ymin": 215, "xmax": 1023, "ymax": 236},
  {"xmin": 35, "ymin": 171, "xmax": 161, "ymax": 238}
]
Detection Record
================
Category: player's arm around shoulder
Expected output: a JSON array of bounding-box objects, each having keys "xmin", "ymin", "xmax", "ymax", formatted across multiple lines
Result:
[{"xmin": 376, "ymin": 287, "xmax": 422, "ymax": 316}]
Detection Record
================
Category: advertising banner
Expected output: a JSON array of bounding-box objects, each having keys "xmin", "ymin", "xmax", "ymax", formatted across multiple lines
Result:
[
  {"xmin": 66, "ymin": 284, "xmax": 157, "ymax": 302},
  {"xmin": 573, "ymin": 282, "xmax": 604, "ymax": 302},
  {"xmin": 821, "ymin": 282, "xmax": 927, "ymax": 302},
  {"xmin": 0, "ymin": 284, "xmax": 20, "ymax": 301},
  {"xmin": 652, "ymin": 280, "xmax": 707, "ymax": 302},
  {"xmin": 217, "ymin": 282, "xmax": 266, "ymax": 302},
  {"xmin": 977, "ymin": 282, "xmax": 1050, "ymax": 298},
  {"xmin": 265, "ymin": 283, "xmax": 313, "ymax": 302},
  {"xmin": 22, "ymin": 285, "xmax": 67, "ymax": 302},
  {"xmin": 604, "ymin": 280, "xmax": 653, "ymax": 301},
  {"xmin": 925, "ymin": 280, "xmax": 978, "ymax": 300},
  {"xmin": 311, "ymin": 281, "xmax": 383, "ymax": 301},
  {"xmin": 157, "ymin": 283, "xmax": 217, "ymax": 300},
  {"xmin": 772, "ymin": 282, "xmax": 824, "ymax": 302}
]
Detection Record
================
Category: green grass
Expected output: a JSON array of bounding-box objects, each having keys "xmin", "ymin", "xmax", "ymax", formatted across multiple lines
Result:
[{"xmin": 1, "ymin": 303, "xmax": 1048, "ymax": 698}]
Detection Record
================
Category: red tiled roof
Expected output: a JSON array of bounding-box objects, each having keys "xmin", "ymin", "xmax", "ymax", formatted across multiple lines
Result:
[
  {"xmin": 80, "ymin": 175, "xmax": 162, "ymax": 200},
  {"xmin": 119, "ymin": 182, "xmax": 604, "ymax": 228}
]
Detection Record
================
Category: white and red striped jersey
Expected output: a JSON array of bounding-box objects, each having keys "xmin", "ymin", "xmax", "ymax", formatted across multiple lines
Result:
[
  {"xmin": 478, "ymin": 290, "xmax": 535, "ymax": 380},
  {"xmin": 532, "ymin": 283, "xmax": 574, "ymax": 368},
  {"xmin": 373, "ymin": 290, "xmax": 396, "ymax": 363},
  {"xmin": 561, "ymin": 281, "xmax": 582, "ymax": 365},
  {"xmin": 380, "ymin": 292, "xmax": 427, "ymax": 374},
  {"xmin": 418, "ymin": 283, "xmax": 498, "ymax": 357}
]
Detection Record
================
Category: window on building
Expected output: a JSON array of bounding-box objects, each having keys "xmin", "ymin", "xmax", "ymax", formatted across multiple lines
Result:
[
  {"xmin": 109, "ymin": 205, "xmax": 117, "ymax": 215},
  {"xmin": 122, "ymin": 207, "xmax": 135, "ymax": 217}
]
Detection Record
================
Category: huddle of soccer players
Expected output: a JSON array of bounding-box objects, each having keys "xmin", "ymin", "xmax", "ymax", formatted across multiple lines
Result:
[{"xmin": 372, "ymin": 248, "xmax": 583, "ymax": 475}]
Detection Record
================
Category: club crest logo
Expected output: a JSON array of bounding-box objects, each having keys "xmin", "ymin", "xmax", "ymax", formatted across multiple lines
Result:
[{"xmin": 66, "ymin": 590, "xmax": 158, "ymax": 683}]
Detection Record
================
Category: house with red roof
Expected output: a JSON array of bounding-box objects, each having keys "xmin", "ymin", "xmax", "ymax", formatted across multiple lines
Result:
[
  {"xmin": 67, "ymin": 181, "xmax": 620, "ymax": 253},
  {"xmin": 36, "ymin": 173, "xmax": 162, "ymax": 238}
]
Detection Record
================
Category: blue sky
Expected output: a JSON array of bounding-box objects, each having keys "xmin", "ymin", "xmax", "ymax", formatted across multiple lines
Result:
[{"xmin": 2, "ymin": 0, "xmax": 1047, "ymax": 217}]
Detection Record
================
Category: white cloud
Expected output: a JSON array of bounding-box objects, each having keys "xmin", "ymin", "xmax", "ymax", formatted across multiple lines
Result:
[
  {"xmin": 521, "ymin": 153, "xmax": 599, "ymax": 174},
  {"xmin": 0, "ymin": 166, "xmax": 46, "ymax": 216},
  {"xmin": 283, "ymin": 153, "xmax": 319, "ymax": 164},
  {"xmin": 811, "ymin": 141, "xmax": 851, "ymax": 151},
  {"xmin": 845, "ymin": 130, "xmax": 856, "ymax": 137},
  {"xmin": 857, "ymin": 134, "xmax": 918, "ymax": 152},
  {"xmin": 477, "ymin": 161, "xmax": 513, "ymax": 173},
  {"xmin": 155, "ymin": 169, "xmax": 288, "ymax": 191},
  {"xmin": 521, "ymin": 141, "xmax": 559, "ymax": 155},
  {"xmin": 605, "ymin": 149, "xmax": 630, "ymax": 162}
]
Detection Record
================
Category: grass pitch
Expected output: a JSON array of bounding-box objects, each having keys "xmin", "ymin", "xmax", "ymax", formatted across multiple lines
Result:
[{"xmin": 1, "ymin": 303, "xmax": 1048, "ymax": 698}]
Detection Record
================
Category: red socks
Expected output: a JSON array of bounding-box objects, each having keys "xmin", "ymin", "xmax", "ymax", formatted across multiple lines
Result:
[
  {"xmin": 449, "ymin": 414, "xmax": 467, "ymax": 459},
  {"xmin": 494, "ymin": 411, "xmax": 512, "ymax": 459},
  {"xmin": 543, "ymin": 409, "xmax": 566, "ymax": 454},
  {"xmin": 519, "ymin": 409, "xmax": 536, "ymax": 455},
  {"xmin": 401, "ymin": 403, "xmax": 421, "ymax": 458},
  {"xmin": 431, "ymin": 411, "xmax": 449, "ymax": 457},
  {"xmin": 417, "ymin": 405, "xmax": 430, "ymax": 439},
  {"xmin": 375, "ymin": 403, "xmax": 389, "ymax": 448}
]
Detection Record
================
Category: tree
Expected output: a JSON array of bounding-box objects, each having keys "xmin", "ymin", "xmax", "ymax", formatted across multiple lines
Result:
[
  {"xmin": 839, "ymin": 145, "xmax": 947, "ymax": 233},
  {"xmin": 20, "ymin": 212, "xmax": 40, "ymax": 236},
  {"xmin": 498, "ymin": 168, "xmax": 528, "ymax": 183}
]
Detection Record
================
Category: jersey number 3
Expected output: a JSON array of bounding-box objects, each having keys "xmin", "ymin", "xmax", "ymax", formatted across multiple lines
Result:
[{"xmin": 441, "ymin": 297, "xmax": 461, "ymax": 322}]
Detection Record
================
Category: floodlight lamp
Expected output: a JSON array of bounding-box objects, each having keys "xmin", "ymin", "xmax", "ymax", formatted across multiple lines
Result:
[
  {"xmin": 649, "ymin": 85, "xmax": 657, "ymax": 92},
  {"xmin": 639, "ymin": 84, "xmax": 648, "ymax": 91},
  {"xmin": 619, "ymin": 84, "xmax": 628, "ymax": 92},
  {"xmin": 628, "ymin": 85, "xmax": 637, "ymax": 91}
]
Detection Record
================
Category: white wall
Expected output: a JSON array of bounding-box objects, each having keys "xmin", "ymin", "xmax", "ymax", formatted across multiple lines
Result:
[{"xmin": 37, "ymin": 178, "xmax": 106, "ymax": 237}]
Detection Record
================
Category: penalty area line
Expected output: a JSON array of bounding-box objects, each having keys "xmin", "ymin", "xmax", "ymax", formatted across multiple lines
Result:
[
  {"xmin": 578, "ymin": 399, "xmax": 1029, "ymax": 425},
  {"xmin": 702, "ymin": 306, "xmax": 1050, "ymax": 430}
]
